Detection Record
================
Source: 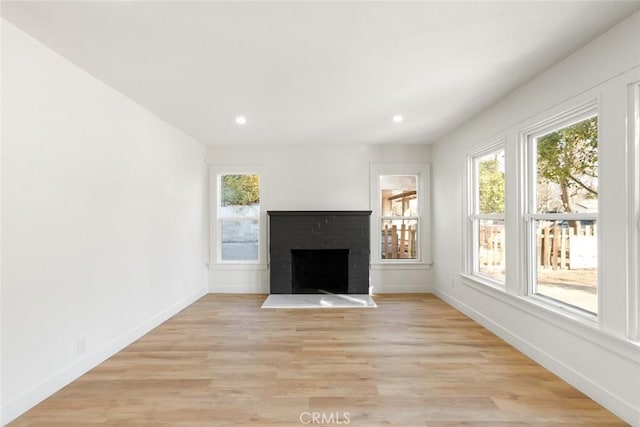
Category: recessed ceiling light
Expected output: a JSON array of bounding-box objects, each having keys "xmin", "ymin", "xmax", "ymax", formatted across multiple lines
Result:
[
  {"xmin": 392, "ymin": 115, "xmax": 404, "ymax": 123},
  {"xmin": 235, "ymin": 116, "xmax": 247, "ymax": 125}
]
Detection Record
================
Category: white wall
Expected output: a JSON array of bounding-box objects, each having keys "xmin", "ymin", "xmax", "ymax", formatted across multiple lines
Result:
[
  {"xmin": 431, "ymin": 12, "xmax": 640, "ymax": 425},
  {"xmin": 0, "ymin": 19, "xmax": 4, "ymax": 425},
  {"xmin": 1, "ymin": 21, "xmax": 208, "ymax": 424},
  {"xmin": 207, "ymin": 143, "xmax": 432, "ymax": 294}
]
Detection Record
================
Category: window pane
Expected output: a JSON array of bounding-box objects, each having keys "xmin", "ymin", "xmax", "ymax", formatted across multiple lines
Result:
[
  {"xmin": 221, "ymin": 174, "xmax": 260, "ymax": 210},
  {"xmin": 533, "ymin": 219, "xmax": 597, "ymax": 314},
  {"xmin": 380, "ymin": 175, "xmax": 418, "ymax": 217},
  {"xmin": 219, "ymin": 173, "xmax": 260, "ymax": 261},
  {"xmin": 220, "ymin": 203, "xmax": 259, "ymax": 219},
  {"xmin": 476, "ymin": 219, "xmax": 505, "ymax": 282},
  {"xmin": 476, "ymin": 150, "xmax": 505, "ymax": 214},
  {"xmin": 381, "ymin": 219, "xmax": 418, "ymax": 259},
  {"xmin": 535, "ymin": 116, "xmax": 598, "ymax": 214},
  {"xmin": 221, "ymin": 219, "xmax": 258, "ymax": 261}
]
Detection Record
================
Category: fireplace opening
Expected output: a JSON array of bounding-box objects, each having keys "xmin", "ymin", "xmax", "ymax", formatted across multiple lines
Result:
[{"xmin": 291, "ymin": 249, "xmax": 349, "ymax": 294}]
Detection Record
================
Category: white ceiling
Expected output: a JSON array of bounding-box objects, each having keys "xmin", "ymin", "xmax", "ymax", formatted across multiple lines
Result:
[{"xmin": 2, "ymin": 1, "xmax": 639, "ymax": 146}]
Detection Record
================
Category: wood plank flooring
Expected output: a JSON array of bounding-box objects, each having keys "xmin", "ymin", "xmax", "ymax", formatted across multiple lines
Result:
[{"xmin": 10, "ymin": 294, "xmax": 626, "ymax": 426}]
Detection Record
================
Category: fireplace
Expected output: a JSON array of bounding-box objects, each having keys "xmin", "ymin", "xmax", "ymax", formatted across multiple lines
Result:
[{"xmin": 268, "ymin": 211, "xmax": 371, "ymax": 294}]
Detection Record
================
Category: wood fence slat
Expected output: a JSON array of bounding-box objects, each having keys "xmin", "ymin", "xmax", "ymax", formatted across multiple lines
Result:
[
  {"xmin": 493, "ymin": 226, "xmax": 499, "ymax": 266},
  {"xmin": 487, "ymin": 226, "xmax": 492, "ymax": 266},
  {"xmin": 499, "ymin": 227, "xmax": 505, "ymax": 267},
  {"xmin": 537, "ymin": 227, "xmax": 542, "ymax": 270},
  {"xmin": 568, "ymin": 227, "xmax": 575, "ymax": 269},
  {"xmin": 491, "ymin": 227, "xmax": 498, "ymax": 266},
  {"xmin": 560, "ymin": 228, "xmax": 567, "ymax": 269},
  {"xmin": 391, "ymin": 225, "xmax": 398, "ymax": 259},
  {"xmin": 551, "ymin": 224, "xmax": 559, "ymax": 270},
  {"xmin": 383, "ymin": 225, "xmax": 390, "ymax": 259},
  {"xmin": 543, "ymin": 227, "xmax": 551, "ymax": 268},
  {"xmin": 408, "ymin": 225, "xmax": 414, "ymax": 258}
]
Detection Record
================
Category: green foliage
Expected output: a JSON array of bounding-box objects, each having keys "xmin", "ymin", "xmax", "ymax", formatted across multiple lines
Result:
[
  {"xmin": 537, "ymin": 116, "xmax": 598, "ymax": 212},
  {"xmin": 221, "ymin": 174, "xmax": 260, "ymax": 206},
  {"xmin": 478, "ymin": 157, "xmax": 505, "ymax": 214}
]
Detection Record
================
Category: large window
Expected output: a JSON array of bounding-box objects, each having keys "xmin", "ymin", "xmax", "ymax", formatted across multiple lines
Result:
[
  {"xmin": 218, "ymin": 173, "xmax": 260, "ymax": 262},
  {"xmin": 371, "ymin": 163, "xmax": 430, "ymax": 265},
  {"xmin": 468, "ymin": 145, "xmax": 506, "ymax": 284},
  {"xmin": 526, "ymin": 106, "xmax": 598, "ymax": 314}
]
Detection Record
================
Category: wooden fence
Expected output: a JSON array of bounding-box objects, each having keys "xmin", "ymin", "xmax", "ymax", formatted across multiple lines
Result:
[
  {"xmin": 478, "ymin": 225, "xmax": 505, "ymax": 270},
  {"xmin": 382, "ymin": 224, "xmax": 417, "ymax": 259},
  {"xmin": 537, "ymin": 222, "xmax": 597, "ymax": 270},
  {"xmin": 478, "ymin": 222, "xmax": 597, "ymax": 270}
]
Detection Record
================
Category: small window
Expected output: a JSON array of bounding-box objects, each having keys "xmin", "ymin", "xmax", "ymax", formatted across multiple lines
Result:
[
  {"xmin": 468, "ymin": 145, "xmax": 506, "ymax": 284},
  {"xmin": 218, "ymin": 174, "xmax": 260, "ymax": 262},
  {"xmin": 371, "ymin": 162, "xmax": 430, "ymax": 266},
  {"xmin": 380, "ymin": 174, "xmax": 419, "ymax": 260},
  {"xmin": 526, "ymin": 109, "xmax": 598, "ymax": 314}
]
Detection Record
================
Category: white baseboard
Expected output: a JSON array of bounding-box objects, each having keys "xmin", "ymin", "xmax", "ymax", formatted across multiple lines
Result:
[
  {"xmin": 434, "ymin": 288, "xmax": 640, "ymax": 426},
  {"xmin": 372, "ymin": 283, "xmax": 433, "ymax": 294},
  {"xmin": 1, "ymin": 287, "xmax": 206, "ymax": 425},
  {"xmin": 208, "ymin": 282, "xmax": 432, "ymax": 294},
  {"xmin": 209, "ymin": 282, "xmax": 269, "ymax": 294}
]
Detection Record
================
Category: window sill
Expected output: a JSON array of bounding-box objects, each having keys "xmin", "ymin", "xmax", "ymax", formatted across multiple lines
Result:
[
  {"xmin": 457, "ymin": 273, "xmax": 640, "ymax": 363},
  {"xmin": 459, "ymin": 273, "xmax": 505, "ymax": 291},
  {"xmin": 528, "ymin": 293, "xmax": 597, "ymax": 321},
  {"xmin": 371, "ymin": 262, "xmax": 432, "ymax": 270},
  {"xmin": 460, "ymin": 273, "xmax": 597, "ymax": 325},
  {"xmin": 208, "ymin": 263, "xmax": 268, "ymax": 271}
]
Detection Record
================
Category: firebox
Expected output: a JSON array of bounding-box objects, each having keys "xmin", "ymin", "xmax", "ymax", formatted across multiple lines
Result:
[
  {"xmin": 291, "ymin": 249, "xmax": 349, "ymax": 294},
  {"xmin": 268, "ymin": 211, "xmax": 371, "ymax": 294}
]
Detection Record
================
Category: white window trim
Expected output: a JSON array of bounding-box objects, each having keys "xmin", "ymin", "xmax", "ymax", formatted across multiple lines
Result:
[
  {"xmin": 521, "ymin": 99, "xmax": 600, "ymax": 318},
  {"xmin": 208, "ymin": 164, "xmax": 267, "ymax": 270},
  {"xmin": 370, "ymin": 162, "xmax": 431, "ymax": 268},
  {"xmin": 628, "ymin": 81, "xmax": 640, "ymax": 341},
  {"xmin": 457, "ymin": 76, "xmax": 640, "ymax": 357},
  {"xmin": 465, "ymin": 141, "xmax": 506, "ymax": 287}
]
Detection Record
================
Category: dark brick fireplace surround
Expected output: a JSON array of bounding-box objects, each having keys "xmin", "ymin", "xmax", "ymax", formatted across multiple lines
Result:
[{"xmin": 267, "ymin": 211, "xmax": 371, "ymax": 294}]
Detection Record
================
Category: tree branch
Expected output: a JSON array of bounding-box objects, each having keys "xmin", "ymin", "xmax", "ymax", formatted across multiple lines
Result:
[{"xmin": 567, "ymin": 174, "xmax": 598, "ymax": 195}]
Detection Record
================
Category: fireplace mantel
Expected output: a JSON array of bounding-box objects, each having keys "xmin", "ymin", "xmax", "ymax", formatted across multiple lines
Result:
[{"xmin": 267, "ymin": 210, "xmax": 372, "ymax": 294}]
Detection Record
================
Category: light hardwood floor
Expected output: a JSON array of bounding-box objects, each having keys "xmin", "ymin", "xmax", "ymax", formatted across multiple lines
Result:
[{"xmin": 11, "ymin": 294, "xmax": 626, "ymax": 426}]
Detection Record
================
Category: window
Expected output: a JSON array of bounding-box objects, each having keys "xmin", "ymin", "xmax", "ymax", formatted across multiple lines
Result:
[
  {"xmin": 468, "ymin": 145, "xmax": 506, "ymax": 284},
  {"xmin": 218, "ymin": 173, "xmax": 260, "ymax": 262},
  {"xmin": 525, "ymin": 105, "xmax": 598, "ymax": 314},
  {"xmin": 371, "ymin": 163, "xmax": 430, "ymax": 265},
  {"xmin": 380, "ymin": 175, "xmax": 419, "ymax": 260}
]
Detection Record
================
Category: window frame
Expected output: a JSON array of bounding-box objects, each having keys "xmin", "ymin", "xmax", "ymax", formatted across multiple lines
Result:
[
  {"xmin": 466, "ymin": 141, "xmax": 506, "ymax": 287},
  {"xmin": 370, "ymin": 163, "xmax": 431, "ymax": 268},
  {"xmin": 522, "ymin": 100, "xmax": 599, "ymax": 317},
  {"xmin": 209, "ymin": 165, "xmax": 266, "ymax": 269},
  {"xmin": 380, "ymin": 175, "xmax": 420, "ymax": 260},
  {"xmin": 629, "ymin": 81, "xmax": 640, "ymax": 340}
]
